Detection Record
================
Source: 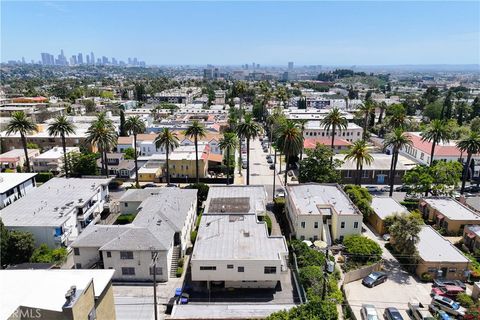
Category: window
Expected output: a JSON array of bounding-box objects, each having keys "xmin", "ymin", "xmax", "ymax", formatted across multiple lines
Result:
[
  {"xmin": 74, "ymin": 248, "xmax": 80, "ymax": 256},
  {"xmin": 200, "ymin": 266, "xmax": 216, "ymax": 271},
  {"xmin": 120, "ymin": 251, "xmax": 134, "ymax": 259},
  {"xmin": 124, "ymin": 203, "xmax": 128, "ymax": 207},
  {"xmin": 301, "ymin": 221, "xmax": 306, "ymax": 228},
  {"xmin": 354, "ymin": 222, "xmax": 359, "ymax": 229},
  {"xmin": 149, "ymin": 267, "xmax": 163, "ymax": 275},
  {"xmin": 106, "ymin": 251, "xmax": 111, "ymax": 258},
  {"xmin": 238, "ymin": 266, "xmax": 245, "ymax": 272},
  {"xmin": 75, "ymin": 263, "xmax": 82, "ymax": 269},
  {"xmin": 427, "ymin": 267, "xmax": 437, "ymax": 273},
  {"xmin": 227, "ymin": 264, "xmax": 234, "ymax": 269},
  {"xmin": 122, "ymin": 267, "xmax": 135, "ymax": 275},
  {"xmin": 448, "ymin": 268, "xmax": 457, "ymax": 273},
  {"xmin": 264, "ymin": 266, "xmax": 277, "ymax": 274},
  {"xmin": 314, "ymin": 222, "xmax": 319, "ymax": 229},
  {"xmin": 341, "ymin": 222, "xmax": 345, "ymax": 229}
]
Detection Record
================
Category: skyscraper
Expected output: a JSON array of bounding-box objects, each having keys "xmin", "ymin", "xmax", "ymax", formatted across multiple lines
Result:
[
  {"xmin": 86, "ymin": 55, "xmax": 90, "ymax": 64},
  {"xmin": 288, "ymin": 61, "xmax": 294, "ymax": 70},
  {"xmin": 90, "ymin": 52, "xmax": 95, "ymax": 65},
  {"xmin": 77, "ymin": 53, "xmax": 83, "ymax": 64}
]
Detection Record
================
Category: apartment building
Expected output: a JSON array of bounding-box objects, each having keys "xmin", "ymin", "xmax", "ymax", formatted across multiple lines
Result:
[
  {"xmin": 33, "ymin": 147, "xmax": 79, "ymax": 174},
  {"xmin": 0, "ymin": 178, "xmax": 111, "ymax": 248},
  {"xmin": 191, "ymin": 185, "xmax": 289, "ymax": 289},
  {"xmin": 463, "ymin": 225, "xmax": 480, "ymax": 253},
  {"xmin": 0, "ymin": 148, "xmax": 40, "ymax": 170},
  {"xmin": 0, "ymin": 173, "xmax": 37, "ymax": 209},
  {"xmin": 303, "ymin": 121, "xmax": 363, "ymax": 143},
  {"xmin": 286, "ymin": 183, "xmax": 363, "ymax": 243},
  {"xmin": 304, "ymin": 137, "xmax": 351, "ymax": 153},
  {"xmin": 369, "ymin": 197, "xmax": 409, "ymax": 235}
]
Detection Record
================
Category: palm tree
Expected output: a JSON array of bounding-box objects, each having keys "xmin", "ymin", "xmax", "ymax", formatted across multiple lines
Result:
[
  {"xmin": 47, "ymin": 115, "xmax": 76, "ymax": 177},
  {"xmin": 86, "ymin": 113, "xmax": 118, "ymax": 177},
  {"xmin": 236, "ymin": 113, "xmax": 261, "ymax": 185},
  {"xmin": 184, "ymin": 120, "xmax": 207, "ymax": 184},
  {"xmin": 294, "ymin": 119, "xmax": 308, "ymax": 161},
  {"xmin": 383, "ymin": 128, "xmax": 412, "ymax": 196},
  {"xmin": 276, "ymin": 120, "xmax": 304, "ymax": 186},
  {"xmin": 320, "ymin": 107, "xmax": 348, "ymax": 161},
  {"xmin": 218, "ymin": 132, "xmax": 238, "ymax": 185},
  {"xmin": 377, "ymin": 102, "xmax": 387, "ymax": 125},
  {"xmin": 6, "ymin": 111, "xmax": 37, "ymax": 172},
  {"xmin": 357, "ymin": 101, "xmax": 376, "ymax": 141},
  {"xmin": 124, "ymin": 116, "xmax": 146, "ymax": 187},
  {"xmin": 457, "ymin": 132, "xmax": 480, "ymax": 194},
  {"xmin": 154, "ymin": 128, "xmax": 179, "ymax": 185},
  {"xmin": 345, "ymin": 140, "xmax": 374, "ymax": 185},
  {"xmin": 421, "ymin": 119, "xmax": 451, "ymax": 167}
]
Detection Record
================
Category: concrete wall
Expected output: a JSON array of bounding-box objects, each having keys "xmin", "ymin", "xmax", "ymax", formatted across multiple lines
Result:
[
  {"xmin": 95, "ymin": 281, "xmax": 116, "ymax": 320},
  {"xmin": 344, "ymin": 261, "xmax": 382, "ymax": 284},
  {"xmin": 331, "ymin": 213, "xmax": 362, "ymax": 241},
  {"xmin": 119, "ymin": 200, "xmax": 142, "ymax": 215},
  {"xmin": 368, "ymin": 213, "xmax": 386, "ymax": 235},
  {"xmin": 70, "ymin": 280, "xmax": 95, "ymax": 320},
  {"xmin": 416, "ymin": 259, "xmax": 470, "ymax": 281},
  {"xmin": 291, "ymin": 214, "xmax": 324, "ymax": 241},
  {"xmin": 73, "ymin": 246, "xmax": 101, "ymax": 269}
]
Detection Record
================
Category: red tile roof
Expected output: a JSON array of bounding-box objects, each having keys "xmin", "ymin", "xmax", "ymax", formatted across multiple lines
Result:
[
  {"xmin": 304, "ymin": 137, "xmax": 351, "ymax": 149},
  {"xmin": 406, "ymin": 133, "xmax": 462, "ymax": 157}
]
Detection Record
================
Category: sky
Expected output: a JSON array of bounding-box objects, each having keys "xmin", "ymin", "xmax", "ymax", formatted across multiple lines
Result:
[{"xmin": 1, "ymin": 1, "xmax": 479, "ymax": 66}]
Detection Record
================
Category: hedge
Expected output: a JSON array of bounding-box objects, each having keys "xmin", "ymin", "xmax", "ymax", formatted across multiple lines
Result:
[
  {"xmin": 176, "ymin": 267, "xmax": 183, "ymax": 278},
  {"xmin": 36, "ymin": 172, "xmax": 54, "ymax": 183},
  {"xmin": 191, "ymin": 230, "xmax": 198, "ymax": 244},
  {"xmin": 116, "ymin": 214, "xmax": 135, "ymax": 225}
]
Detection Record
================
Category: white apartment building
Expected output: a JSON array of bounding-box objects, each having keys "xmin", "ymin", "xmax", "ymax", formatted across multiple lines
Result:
[
  {"xmin": 303, "ymin": 121, "xmax": 363, "ymax": 143},
  {"xmin": 71, "ymin": 188, "xmax": 197, "ymax": 282},
  {"xmin": 0, "ymin": 173, "xmax": 37, "ymax": 209},
  {"xmin": 191, "ymin": 186, "xmax": 289, "ymax": 289},
  {"xmin": 0, "ymin": 178, "xmax": 111, "ymax": 248},
  {"xmin": 284, "ymin": 108, "xmax": 355, "ymax": 122},
  {"xmin": 33, "ymin": 147, "xmax": 80, "ymax": 174},
  {"xmin": 286, "ymin": 183, "xmax": 363, "ymax": 243}
]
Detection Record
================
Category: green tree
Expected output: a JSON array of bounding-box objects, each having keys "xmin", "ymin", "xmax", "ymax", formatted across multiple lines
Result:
[
  {"xmin": 236, "ymin": 113, "xmax": 262, "ymax": 185},
  {"xmin": 26, "ymin": 142, "xmax": 40, "ymax": 150},
  {"xmin": 471, "ymin": 117, "xmax": 480, "ymax": 133},
  {"xmin": 424, "ymin": 100, "xmax": 443, "ymax": 120},
  {"xmin": 218, "ymin": 132, "xmax": 238, "ymax": 185},
  {"xmin": 47, "ymin": 115, "xmax": 76, "ymax": 177},
  {"xmin": 67, "ymin": 152, "xmax": 98, "ymax": 177},
  {"xmin": 422, "ymin": 86, "xmax": 440, "ymax": 105},
  {"xmin": 119, "ymin": 110, "xmax": 127, "ymax": 137},
  {"xmin": 389, "ymin": 213, "xmax": 422, "ymax": 258},
  {"xmin": 5, "ymin": 230, "xmax": 35, "ymax": 266},
  {"xmin": 275, "ymin": 120, "xmax": 304, "ymax": 186},
  {"xmin": 344, "ymin": 185, "xmax": 374, "ymax": 218},
  {"xmin": 154, "ymin": 128, "xmax": 179, "ymax": 185},
  {"xmin": 294, "ymin": 119, "xmax": 308, "ymax": 161},
  {"xmin": 442, "ymin": 91, "xmax": 454, "ymax": 119},
  {"xmin": 6, "ymin": 111, "xmax": 38, "ymax": 172},
  {"xmin": 184, "ymin": 120, "xmax": 207, "ymax": 184},
  {"xmin": 457, "ymin": 132, "xmax": 480, "ymax": 194},
  {"xmin": 386, "ymin": 103, "xmax": 408, "ymax": 129},
  {"xmin": 134, "ymin": 83, "xmax": 146, "ymax": 101},
  {"xmin": 403, "ymin": 162, "xmax": 462, "ymax": 196},
  {"xmin": 30, "ymin": 244, "xmax": 68, "ymax": 265},
  {"xmin": 343, "ymin": 234, "xmax": 382, "ymax": 263},
  {"xmin": 125, "ymin": 116, "xmax": 146, "ymax": 187},
  {"xmin": 320, "ymin": 107, "xmax": 348, "ymax": 161},
  {"xmin": 383, "ymin": 128, "xmax": 412, "ymax": 196},
  {"xmin": 356, "ymin": 101, "xmax": 376, "ymax": 140},
  {"xmin": 86, "ymin": 113, "xmax": 118, "ymax": 177},
  {"xmin": 82, "ymin": 99, "xmax": 96, "ymax": 113},
  {"xmin": 470, "ymin": 96, "xmax": 480, "ymax": 120},
  {"xmin": 345, "ymin": 140, "xmax": 373, "ymax": 185},
  {"xmin": 1, "ymin": 219, "xmax": 9, "ymax": 266},
  {"xmin": 298, "ymin": 144, "xmax": 342, "ymax": 184},
  {"xmin": 421, "ymin": 119, "xmax": 452, "ymax": 167},
  {"xmin": 123, "ymin": 147, "xmax": 135, "ymax": 160}
]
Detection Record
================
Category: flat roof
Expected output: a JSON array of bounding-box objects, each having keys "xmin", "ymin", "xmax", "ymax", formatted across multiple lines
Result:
[
  {"xmin": 0, "ymin": 173, "xmax": 37, "ymax": 194},
  {"xmin": 0, "ymin": 178, "xmax": 111, "ymax": 227},
  {"xmin": 0, "ymin": 149, "xmax": 39, "ymax": 159},
  {"xmin": 204, "ymin": 185, "xmax": 267, "ymax": 215},
  {"xmin": 334, "ymin": 153, "xmax": 418, "ymax": 171},
  {"xmin": 306, "ymin": 121, "xmax": 361, "ymax": 130},
  {"xmin": 371, "ymin": 197, "xmax": 409, "ymax": 220},
  {"xmin": 34, "ymin": 147, "xmax": 79, "ymax": 160},
  {"xmin": 0, "ymin": 269, "xmax": 114, "ymax": 319},
  {"xmin": 192, "ymin": 214, "xmax": 288, "ymax": 261},
  {"xmin": 417, "ymin": 226, "xmax": 469, "ymax": 263},
  {"xmin": 287, "ymin": 183, "xmax": 360, "ymax": 216},
  {"xmin": 423, "ymin": 198, "xmax": 480, "ymax": 221}
]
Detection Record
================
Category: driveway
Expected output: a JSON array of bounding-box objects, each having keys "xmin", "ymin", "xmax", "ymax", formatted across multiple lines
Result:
[{"xmin": 344, "ymin": 223, "xmax": 432, "ymax": 319}]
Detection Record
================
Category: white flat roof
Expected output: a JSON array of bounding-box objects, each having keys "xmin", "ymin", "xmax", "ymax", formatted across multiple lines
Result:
[
  {"xmin": 34, "ymin": 147, "xmax": 79, "ymax": 160},
  {"xmin": 0, "ymin": 173, "xmax": 37, "ymax": 194},
  {"xmin": 334, "ymin": 153, "xmax": 418, "ymax": 171},
  {"xmin": 371, "ymin": 197, "xmax": 408, "ymax": 220},
  {"xmin": 204, "ymin": 185, "xmax": 267, "ymax": 215},
  {"xmin": 423, "ymin": 198, "xmax": 480, "ymax": 221},
  {"xmin": 0, "ymin": 269, "xmax": 114, "ymax": 319},
  {"xmin": 417, "ymin": 226, "xmax": 469, "ymax": 263},
  {"xmin": 306, "ymin": 121, "xmax": 361, "ymax": 130}
]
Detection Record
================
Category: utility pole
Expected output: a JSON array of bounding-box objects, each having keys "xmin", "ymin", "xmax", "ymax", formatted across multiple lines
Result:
[
  {"xmin": 151, "ymin": 252, "xmax": 159, "ymax": 320},
  {"xmin": 273, "ymin": 147, "xmax": 277, "ymax": 201}
]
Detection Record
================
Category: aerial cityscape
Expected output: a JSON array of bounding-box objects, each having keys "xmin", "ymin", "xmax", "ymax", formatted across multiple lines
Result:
[{"xmin": 0, "ymin": 1, "xmax": 479, "ymax": 320}]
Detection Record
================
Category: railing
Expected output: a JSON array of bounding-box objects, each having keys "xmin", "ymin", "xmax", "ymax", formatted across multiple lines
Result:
[{"xmin": 291, "ymin": 252, "xmax": 308, "ymax": 304}]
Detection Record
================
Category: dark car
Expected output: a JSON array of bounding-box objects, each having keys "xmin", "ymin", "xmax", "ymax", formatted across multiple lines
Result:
[
  {"xmin": 362, "ymin": 271, "xmax": 387, "ymax": 288},
  {"xmin": 433, "ymin": 279, "xmax": 466, "ymax": 290},
  {"xmin": 269, "ymin": 164, "xmax": 275, "ymax": 170},
  {"xmin": 464, "ymin": 185, "xmax": 480, "ymax": 193},
  {"xmin": 394, "ymin": 185, "xmax": 411, "ymax": 192},
  {"xmin": 384, "ymin": 307, "xmax": 404, "ymax": 320},
  {"xmin": 142, "ymin": 183, "xmax": 157, "ymax": 188}
]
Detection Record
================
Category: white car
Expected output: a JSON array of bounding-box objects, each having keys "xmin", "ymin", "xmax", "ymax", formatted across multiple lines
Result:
[
  {"xmin": 365, "ymin": 186, "xmax": 378, "ymax": 193},
  {"xmin": 382, "ymin": 234, "xmax": 391, "ymax": 241},
  {"xmin": 361, "ymin": 304, "xmax": 379, "ymax": 320}
]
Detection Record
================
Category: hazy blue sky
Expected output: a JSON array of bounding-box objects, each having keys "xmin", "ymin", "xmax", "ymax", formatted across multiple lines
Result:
[{"xmin": 2, "ymin": 1, "xmax": 479, "ymax": 65}]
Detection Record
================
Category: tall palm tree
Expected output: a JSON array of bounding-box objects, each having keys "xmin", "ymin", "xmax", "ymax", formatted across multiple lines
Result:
[
  {"xmin": 421, "ymin": 119, "xmax": 452, "ymax": 167},
  {"xmin": 236, "ymin": 113, "xmax": 261, "ymax": 185},
  {"xmin": 457, "ymin": 132, "xmax": 480, "ymax": 194},
  {"xmin": 294, "ymin": 119, "xmax": 308, "ymax": 161},
  {"xmin": 345, "ymin": 140, "xmax": 374, "ymax": 185},
  {"xmin": 154, "ymin": 128, "xmax": 179, "ymax": 185},
  {"xmin": 383, "ymin": 128, "xmax": 413, "ymax": 196},
  {"xmin": 276, "ymin": 120, "xmax": 304, "ymax": 186},
  {"xmin": 184, "ymin": 120, "xmax": 207, "ymax": 184},
  {"xmin": 124, "ymin": 116, "xmax": 146, "ymax": 187},
  {"xmin": 357, "ymin": 101, "xmax": 376, "ymax": 141},
  {"xmin": 218, "ymin": 132, "xmax": 238, "ymax": 185},
  {"xmin": 47, "ymin": 115, "xmax": 76, "ymax": 177},
  {"xmin": 320, "ymin": 107, "xmax": 348, "ymax": 161},
  {"xmin": 86, "ymin": 113, "xmax": 118, "ymax": 177},
  {"xmin": 6, "ymin": 111, "xmax": 37, "ymax": 172},
  {"xmin": 377, "ymin": 102, "xmax": 388, "ymax": 125}
]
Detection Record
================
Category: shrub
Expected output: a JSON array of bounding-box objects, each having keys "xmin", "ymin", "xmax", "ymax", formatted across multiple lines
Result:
[
  {"xmin": 421, "ymin": 272, "xmax": 433, "ymax": 282},
  {"xmin": 178, "ymin": 258, "xmax": 184, "ymax": 268},
  {"xmin": 195, "ymin": 214, "xmax": 202, "ymax": 229},
  {"xmin": 176, "ymin": 267, "xmax": 183, "ymax": 278},
  {"xmin": 343, "ymin": 235, "xmax": 382, "ymax": 263},
  {"xmin": 344, "ymin": 185, "xmax": 374, "ymax": 218},
  {"xmin": 290, "ymin": 239, "xmax": 325, "ymax": 268},
  {"xmin": 457, "ymin": 293, "xmax": 475, "ymax": 308},
  {"xmin": 30, "ymin": 244, "xmax": 67, "ymax": 265},
  {"xmin": 4, "ymin": 169, "xmax": 15, "ymax": 173},
  {"xmin": 191, "ymin": 230, "xmax": 197, "ymax": 244},
  {"xmin": 259, "ymin": 215, "xmax": 272, "ymax": 235},
  {"xmin": 184, "ymin": 183, "xmax": 209, "ymax": 204},
  {"xmin": 36, "ymin": 172, "xmax": 54, "ymax": 183},
  {"xmin": 116, "ymin": 214, "xmax": 135, "ymax": 225}
]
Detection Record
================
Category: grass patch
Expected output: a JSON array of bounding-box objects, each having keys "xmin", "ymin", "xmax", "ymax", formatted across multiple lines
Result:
[{"xmin": 115, "ymin": 214, "xmax": 135, "ymax": 225}]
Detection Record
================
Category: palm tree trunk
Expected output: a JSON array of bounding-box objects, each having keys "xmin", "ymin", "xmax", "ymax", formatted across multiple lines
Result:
[
  {"xmin": 194, "ymin": 135, "xmax": 199, "ymax": 184},
  {"xmin": 284, "ymin": 154, "xmax": 289, "ymax": 186},
  {"xmin": 61, "ymin": 134, "xmax": 68, "ymax": 177},
  {"xmin": 246, "ymin": 138, "xmax": 250, "ymax": 185},
  {"xmin": 363, "ymin": 113, "xmax": 369, "ymax": 141},
  {"xmin": 461, "ymin": 153, "xmax": 473, "ymax": 194},
  {"xmin": 378, "ymin": 109, "xmax": 384, "ymax": 125},
  {"xmin": 357, "ymin": 163, "xmax": 363, "ymax": 186},
  {"xmin": 389, "ymin": 151, "xmax": 399, "ymax": 197},
  {"xmin": 104, "ymin": 150, "xmax": 109, "ymax": 178},
  {"xmin": 20, "ymin": 133, "xmax": 31, "ymax": 173},
  {"xmin": 226, "ymin": 147, "xmax": 231, "ymax": 185},
  {"xmin": 166, "ymin": 148, "xmax": 170, "ymax": 185},
  {"xmin": 330, "ymin": 126, "xmax": 336, "ymax": 163},
  {"xmin": 429, "ymin": 142, "xmax": 436, "ymax": 167},
  {"xmin": 100, "ymin": 147, "xmax": 105, "ymax": 176},
  {"xmin": 133, "ymin": 134, "xmax": 139, "ymax": 187}
]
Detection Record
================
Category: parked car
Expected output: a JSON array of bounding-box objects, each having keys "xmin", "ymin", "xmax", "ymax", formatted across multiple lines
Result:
[
  {"xmin": 365, "ymin": 186, "xmax": 379, "ymax": 193},
  {"xmin": 429, "ymin": 305, "xmax": 451, "ymax": 320},
  {"xmin": 431, "ymin": 295, "xmax": 466, "ymax": 318},
  {"xmin": 382, "ymin": 234, "xmax": 391, "ymax": 241},
  {"xmin": 142, "ymin": 183, "xmax": 157, "ymax": 188},
  {"xmin": 269, "ymin": 164, "xmax": 275, "ymax": 170},
  {"xmin": 384, "ymin": 307, "xmax": 404, "ymax": 320},
  {"xmin": 464, "ymin": 185, "xmax": 480, "ymax": 193},
  {"xmin": 379, "ymin": 186, "xmax": 390, "ymax": 192},
  {"xmin": 433, "ymin": 279, "xmax": 466, "ymax": 290},
  {"xmin": 394, "ymin": 185, "xmax": 411, "ymax": 192},
  {"xmin": 431, "ymin": 285, "xmax": 465, "ymax": 299},
  {"xmin": 408, "ymin": 301, "xmax": 435, "ymax": 320},
  {"xmin": 266, "ymin": 155, "xmax": 272, "ymax": 160},
  {"xmin": 242, "ymin": 162, "xmax": 247, "ymax": 169},
  {"xmin": 275, "ymin": 188, "xmax": 285, "ymax": 198},
  {"xmin": 267, "ymin": 158, "xmax": 273, "ymax": 164},
  {"xmin": 361, "ymin": 304, "xmax": 379, "ymax": 320},
  {"xmin": 362, "ymin": 271, "xmax": 387, "ymax": 288},
  {"xmin": 263, "ymin": 147, "xmax": 268, "ymax": 153}
]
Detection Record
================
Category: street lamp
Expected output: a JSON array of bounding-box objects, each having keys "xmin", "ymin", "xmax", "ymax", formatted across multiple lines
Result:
[{"xmin": 151, "ymin": 251, "xmax": 159, "ymax": 320}]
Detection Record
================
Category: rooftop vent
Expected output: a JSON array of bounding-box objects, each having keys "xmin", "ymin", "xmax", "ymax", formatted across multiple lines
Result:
[{"xmin": 243, "ymin": 231, "xmax": 250, "ymax": 237}]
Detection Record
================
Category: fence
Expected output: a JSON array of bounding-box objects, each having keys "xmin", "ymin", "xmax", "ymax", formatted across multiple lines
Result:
[
  {"xmin": 343, "ymin": 261, "xmax": 383, "ymax": 284},
  {"xmin": 291, "ymin": 252, "xmax": 308, "ymax": 304}
]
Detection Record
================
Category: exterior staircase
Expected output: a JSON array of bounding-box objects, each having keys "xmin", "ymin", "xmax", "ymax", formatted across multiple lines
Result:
[{"xmin": 170, "ymin": 245, "xmax": 181, "ymax": 277}]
